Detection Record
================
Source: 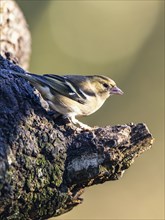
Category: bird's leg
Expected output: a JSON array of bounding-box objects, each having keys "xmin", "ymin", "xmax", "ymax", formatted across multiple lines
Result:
[
  {"xmin": 49, "ymin": 112, "xmax": 95, "ymax": 131},
  {"xmin": 68, "ymin": 115, "xmax": 92, "ymax": 130}
]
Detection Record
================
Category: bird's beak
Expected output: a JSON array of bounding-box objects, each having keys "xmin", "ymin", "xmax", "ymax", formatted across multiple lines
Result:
[{"xmin": 110, "ymin": 86, "xmax": 124, "ymax": 95}]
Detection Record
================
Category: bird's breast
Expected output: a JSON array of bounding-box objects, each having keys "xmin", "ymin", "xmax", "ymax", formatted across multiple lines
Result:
[{"xmin": 43, "ymin": 92, "xmax": 107, "ymax": 117}]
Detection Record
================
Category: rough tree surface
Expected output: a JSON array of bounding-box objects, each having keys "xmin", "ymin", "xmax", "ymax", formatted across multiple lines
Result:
[
  {"xmin": 0, "ymin": 56, "xmax": 154, "ymax": 219},
  {"xmin": 0, "ymin": 0, "xmax": 31, "ymax": 69},
  {"xmin": 0, "ymin": 1, "xmax": 154, "ymax": 220}
]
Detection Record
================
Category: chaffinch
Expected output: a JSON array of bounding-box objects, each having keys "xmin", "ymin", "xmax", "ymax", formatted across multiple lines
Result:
[{"xmin": 12, "ymin": 71, "xmax": 123, "ymax": 129}]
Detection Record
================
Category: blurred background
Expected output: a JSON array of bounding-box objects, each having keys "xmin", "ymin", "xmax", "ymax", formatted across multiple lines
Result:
[{"xmin": 16, "ymin": 1, "xmax": 164, "ymax": 219}]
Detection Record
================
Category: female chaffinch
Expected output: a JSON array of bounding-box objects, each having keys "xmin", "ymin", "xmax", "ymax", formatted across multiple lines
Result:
[{"xmin": 12, "ymin": 71, "xmax": 123, "ymax": 129}]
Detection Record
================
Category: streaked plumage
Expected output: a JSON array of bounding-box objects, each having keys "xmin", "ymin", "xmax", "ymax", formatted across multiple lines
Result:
[{"xmin": 12, "ymin": 71, "xmax": 123, "ymax": 129}]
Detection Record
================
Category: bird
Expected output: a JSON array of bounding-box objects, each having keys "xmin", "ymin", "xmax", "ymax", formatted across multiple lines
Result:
[{"xmin": 12, "ymin": 71, "xmax": 123, "ymax": 129}]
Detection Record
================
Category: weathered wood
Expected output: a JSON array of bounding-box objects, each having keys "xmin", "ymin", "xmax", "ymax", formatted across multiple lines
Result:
[
  {"xmin": 0, "ymin": 55, "xmax": 154, "ymax": 219},
  {"xmin": 0, "ymin": 0, "xmax": 31, "ymax": 69}
]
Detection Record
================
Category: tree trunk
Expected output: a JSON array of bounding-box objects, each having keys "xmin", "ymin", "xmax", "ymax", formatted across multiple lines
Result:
[{"xmin": 0, "ymin": 0, "xmax": 31, "ymax": 70}]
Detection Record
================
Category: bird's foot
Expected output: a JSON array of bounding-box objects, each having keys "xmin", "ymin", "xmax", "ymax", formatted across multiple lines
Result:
[{"xmin": 66, "ymin": 116, "xmax": 93, "ymax": 131}]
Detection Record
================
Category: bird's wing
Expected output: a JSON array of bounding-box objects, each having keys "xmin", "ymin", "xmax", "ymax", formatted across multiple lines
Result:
[
  {"xmin": 13, "ymin": 71, "xmax": 86, "ymax": 104},
  {"xmin": 42, "ymin": 74, "xmax": 86, "ymax": 104},
  {"xmin": 63, "ymin": 75, "xmax": 96, "ymax": 97}
]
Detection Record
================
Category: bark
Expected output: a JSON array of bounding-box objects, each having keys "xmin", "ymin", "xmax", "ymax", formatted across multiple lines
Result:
[
  {"xmin": 0, "ymin": 1, "xmax": 154, "ymax": 219},
  {"xmin": 0, "ymin": 55, "xmax": 154, "ymax": 219},
  {"xmin": 0, "ymin": 0, "xmax": 31, "ymax": 70}
]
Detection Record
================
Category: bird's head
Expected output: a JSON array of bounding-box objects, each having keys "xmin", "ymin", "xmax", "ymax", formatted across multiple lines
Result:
[{"xmin": 88, "ymin": 75, "xmax": 123, "ymax": 99}]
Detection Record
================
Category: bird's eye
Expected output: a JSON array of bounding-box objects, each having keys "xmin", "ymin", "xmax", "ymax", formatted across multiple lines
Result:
[{"xmin": 103, "ymin": 83, "xmax": 109, "ymax": 89}]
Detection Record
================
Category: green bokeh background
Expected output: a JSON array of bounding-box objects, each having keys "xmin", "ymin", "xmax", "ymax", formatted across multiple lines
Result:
[{"xmin": 16, "ymin": 1, "xmax": 164, "ymax": 219}]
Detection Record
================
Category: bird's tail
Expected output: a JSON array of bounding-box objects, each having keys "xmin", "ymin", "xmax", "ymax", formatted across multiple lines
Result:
[{"xmin": 11, "ymin": 71, "xmax": 46, "ymax": 87}]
